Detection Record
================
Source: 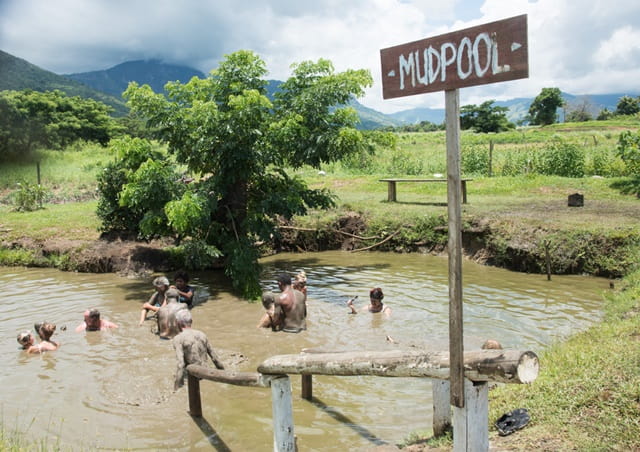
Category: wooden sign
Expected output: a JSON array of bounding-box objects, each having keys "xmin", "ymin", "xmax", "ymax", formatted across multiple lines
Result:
[{"xmin": 380, "ymin": 14, "xmax": 528, "ymax": 99}]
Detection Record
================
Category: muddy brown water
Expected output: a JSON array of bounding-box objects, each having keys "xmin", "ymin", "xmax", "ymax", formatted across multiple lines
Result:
[{"xmin": 1, "ymin": 251, "xmax": 608, "ymax": 451}]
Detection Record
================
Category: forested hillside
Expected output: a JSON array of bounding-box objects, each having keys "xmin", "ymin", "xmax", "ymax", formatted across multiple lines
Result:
[{"xmin": 0, "ymin": 50, "xmax": 128, "ymax": 116}]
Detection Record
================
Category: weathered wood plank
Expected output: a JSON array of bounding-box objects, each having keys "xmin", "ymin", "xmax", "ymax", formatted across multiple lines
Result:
[
  {"xmin": 453, "ymin": 379, "xmax": 489, "ymax": 452},
  {"xmin": 271, "ymin": 376, "xmax": 296, "ymax": 452},
  {"xmin": 258, "ymin": 349, "xmax": 539, "ymax": 384},
  {"xmin": 186, "ymin": 364, "xmax": 275, "ymax": 388},
  {"xmin": 446, "ymin": 88, "xmax": 465, "ymax": 408}
]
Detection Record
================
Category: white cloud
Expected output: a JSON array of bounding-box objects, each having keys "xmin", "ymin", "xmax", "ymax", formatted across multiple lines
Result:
[{"xmin": 1, "ymin": 0, "xmax": 639, "ymax": 114}]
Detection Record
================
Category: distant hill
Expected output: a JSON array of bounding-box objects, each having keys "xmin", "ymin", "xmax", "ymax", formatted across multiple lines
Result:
[
  {"xmin": 0, "ymin": 49, "xmax": 128, "ymax": 116},
  {"xmin": 4, "ymin": 49, "xmax": 637, "ymax": 128},
  {"xmin": 65, "ymin": 60, "xmax": 206, "ymax": 98}
]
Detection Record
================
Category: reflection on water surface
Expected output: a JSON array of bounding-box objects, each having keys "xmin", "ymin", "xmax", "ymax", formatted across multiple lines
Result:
[{"xmin": 0, "ymin": 251, "xmax": 607, "ymax": 450}]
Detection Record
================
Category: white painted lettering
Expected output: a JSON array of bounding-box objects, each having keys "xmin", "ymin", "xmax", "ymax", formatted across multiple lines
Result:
[
  {"xmin": 427, "ymin": 46, "xmax": 440, "ymax": 84},
  {"xmin": 457, "ymin": 37, "xmax": 473, "ymax": 79},
  {"xmin": 473, "ymin": 32, "xmax": 492, "ymax": 77},
  {"xmin": 440, "ymin": 42, "xmax": 457, "ymax": 82},
  {"xmin": 399, "ymin": 53, "xmax": 415, "ymax": 90}
]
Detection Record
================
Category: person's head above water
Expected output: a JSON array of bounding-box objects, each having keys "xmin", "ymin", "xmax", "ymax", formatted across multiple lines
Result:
[
  {"xmin": 370, "ymin": 288, "xmax": 384, "ymax": 301},
  {"xmin": 35, "ymin": 322, "xmax": 56, "ymax": 341},
  {"xmin": 17, "ymin": 330, "xmax": 34, "ymax": 348},
  {"xmin": 85, "ymin": 308, "xmax": 102, "ymax": 331},
  {"xmin": 262, "ymin": 291, "xmax": 276, "ymax": 309},
  {"xmin": 276, "ymin": 273, "xmax": 292, "ymax": 288},
  {"xmin": 153, "ymin": 276, "xmax": 170, "ymax": 290},
  {"xmin": 175, "ymin": 309, "xmax": 193, "ymax": 329}
]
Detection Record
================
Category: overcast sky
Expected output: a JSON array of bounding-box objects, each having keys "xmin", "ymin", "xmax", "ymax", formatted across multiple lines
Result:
[{"xmin": 1, "ymin": 0, "xmax": 639, "ymax": 113}]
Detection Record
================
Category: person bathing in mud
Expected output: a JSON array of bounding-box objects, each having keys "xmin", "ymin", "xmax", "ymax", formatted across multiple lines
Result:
[
  {"xmin": 276, "ymin": 273, "xmax": 307, "ymax": 333},
  {"xmin": 29, "ymin": 322, "xmax": 60, "ymax": 353},
  {"xmin": 292, "ymin": 270, "xmax": 307, "ymax": 302},
  {"xmin": 347, "ymin": 288, "xmax": 392, "ymax": 316},
  {"xmin": 257, "ymin": 291, "xmax": 284, "ymax": 330},
  {"xmin": 17, "ymin": 330, "xmax": 38, "ymax": 353},
  {"xmin": 172, "ymin": 270, "xmax": 195, "ymax": 308},
  {"xmin": 139, "ymin": 276, "xmax": 170, "ymax": 326},
  {"xmin": 76, "ymin": 308, "xmax": 118, "ymax": 332},
  {"xmin": 172, "ymin": 309, "xmax": 224, "ymax": 390}
]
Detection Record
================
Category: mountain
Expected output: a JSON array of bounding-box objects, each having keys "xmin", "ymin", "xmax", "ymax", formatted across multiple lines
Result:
[
  {"xmin": 0, "ymin": 49, "xmax": 128, "ymax": 115},
  {"xmin": 65, "ymin": 60, "xmax": 206, "ymax": 98}
]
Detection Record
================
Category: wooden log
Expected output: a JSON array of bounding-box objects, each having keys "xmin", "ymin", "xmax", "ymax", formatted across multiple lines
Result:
[
  {"xmin": 187, "ymin": 373, "xmax": 202, "ymax": 417},
  {"xmin": 186, "ymin": 364, "xmax": 275, "ymax": 388},
  {"xmin": 258, "ymin": 349, "xmax": 539, "ymax": 384},
  {"xmin": 453, "ymin": 379, "xmax": 488, "ymax": 452},
  {"xmin": 271, "ymin": 376, "xmax": 296, "ymax": 452}
]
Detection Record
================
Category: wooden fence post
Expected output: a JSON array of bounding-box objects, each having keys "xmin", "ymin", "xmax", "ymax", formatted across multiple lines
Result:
[
  {"xmin": 187, "ymin": 374, "xmax": 202, "ymax": 417},
  {"xmin": 432, "ymin": 379, "xmax": 452, "ymax": 437},
  {"xmin": 301, "ymin": 374, "xmax": 312, "ymax": 400},
  {"xmin": 271, "ymin": 376, "xmax": 295, "ymax": 452},
  {"xmin": 453, "ymin": 379, "xmax": 488, "ymax": 452}
]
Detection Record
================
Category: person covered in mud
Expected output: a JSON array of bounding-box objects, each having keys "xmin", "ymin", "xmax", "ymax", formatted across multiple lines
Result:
[
  {"xmin": 347, "ymin": 287, "xmax": 392, "ymax": 316},
  {"xmin": 139, "ymin": 276, "xmax": 170, "ymax": 326},
  {"xmin": 482, "ymin": 339, "xmax": 503, "ymax": 350},
  {"xmin": 157, "ymin": 287, "xmax": 189, "ymax": 339},
  {"xmin": 171, "ymin": 270, "xmax": 195, "ymax": 308},
  {"xmin": 17, "ymin": 330, "xmax": 38, "ymax": 352},
  {"xmin": 275, "ymin": 273, "xmax": 307, "ymax": 333},
  {"xmin": 75, "ymin": 308, "xmax": 118, "ymax": 332},
  {"xmin": 172, "ymin": 309, "xmax": 224, "ymax": 390},
  {"xmin": 31, "ymin": 322, "xmax": 60, "ymax": 352},
  {"xmin": 292, "ymin": 270, "xmax": 307, "ymax": 302},
  {"xmin": 257, "ymin": 291, "xmax": 284, "ymax": 331}
]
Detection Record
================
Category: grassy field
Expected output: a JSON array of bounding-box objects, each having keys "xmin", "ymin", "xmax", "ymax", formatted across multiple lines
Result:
[{"xmin": 1, "ymin": 118, "xmax": 640, "ymax": 450}]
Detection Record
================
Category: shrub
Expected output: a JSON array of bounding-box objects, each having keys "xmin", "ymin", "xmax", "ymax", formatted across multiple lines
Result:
[
  {"xmin": 11, "ymin": 181, "xmax": 50, "ymax": 211},
  {"xmin": 536, "ymin": 140, "xmax": 585, "ymax": 177}
]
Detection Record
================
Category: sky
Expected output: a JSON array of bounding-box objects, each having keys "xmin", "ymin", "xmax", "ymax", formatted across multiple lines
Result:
[{"xmin": 1, "ymin": 0, "xmax": 639, "ymax": 113}]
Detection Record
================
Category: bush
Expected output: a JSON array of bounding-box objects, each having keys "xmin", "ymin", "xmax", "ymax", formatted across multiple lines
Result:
[
  {"xmin": 536, "ymin": 140, "xmax": 585, "ymax": 177},
  {"xmin": 11, "ymin": 181, "xmax": 50, "ymax": 211},
  {"xmin": 461, "ymin": 145, "xmax": 490, "ymax": 175}
]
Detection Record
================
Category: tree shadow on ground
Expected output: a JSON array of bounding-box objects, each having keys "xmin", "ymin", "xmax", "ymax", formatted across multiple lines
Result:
[{"xmin": 610, "ymin": 178, "xmax": 640, "ymax": 198}]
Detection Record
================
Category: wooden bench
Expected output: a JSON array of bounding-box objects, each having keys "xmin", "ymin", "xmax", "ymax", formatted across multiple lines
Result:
[{"xmin": 379, "ymin": 178, "xmax": 473, "ymax": 204}]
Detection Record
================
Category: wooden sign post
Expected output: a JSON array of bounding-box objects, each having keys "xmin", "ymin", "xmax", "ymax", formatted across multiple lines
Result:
[{"xmin": 380, "ymin": 14, "xmax": 528, "ymax": 411}]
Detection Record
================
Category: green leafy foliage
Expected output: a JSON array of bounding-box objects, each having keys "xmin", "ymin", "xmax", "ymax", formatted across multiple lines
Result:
[
  {"xmin": 616, "ymin": 129, "xmax": 640, "ymax": 175},
  {"xmin": 96, "ymin": 136, "xmax": 179, "ymax": 236},
  {"xmin": 0, "ymin": 89, "xmax": 117, "ymax": 161},
  {"xmin": 10, "ymin": 181, "xmax": 50, "ymax": 211},
  {"xmin": 529, "ymin": 87, "xmax": 563, "ymax": 125},
  {"xmin": 460, "ymin": 100, "xmax": 515, "ymax": 133},
  {"xmin": 106, "ymin": 50, "xmax": 373, "ymax": 297},
  {"xmin": 536, "ymin": 139, "xmax": 585, "ymax": 177},
  {"xmin": 615, "ymin": 95, "xmax": 640, "ymax": 116},
  {"xmin": 461, "ymin": 144, "xmax": 490, "ymax": 175}
]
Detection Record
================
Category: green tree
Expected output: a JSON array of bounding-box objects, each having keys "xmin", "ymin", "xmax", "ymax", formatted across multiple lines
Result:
[
  {"xmin": 597, "ymin": 108, "xmax": 614, "ymax": 121},
  {"xmin": 615, "ymin": 95, "xmax": 640, "ymax": 116},
  {"xmin": 0, "ymin": 89, "xmax": 115, "ymax": 161},
  {"xmin": 113, "ymin": 50, "xmax": 373, "ymax": 297},
  {"xmin": 528, "ymin": 87, "xmax": 563, "ymax": 125},
  {"xmin": 460, "ymin": 100, "xmax": 514, "ymax": 133}
]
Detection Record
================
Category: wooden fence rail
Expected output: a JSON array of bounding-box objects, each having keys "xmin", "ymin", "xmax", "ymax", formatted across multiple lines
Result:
[{"xmin": 186, "ymin": 349, "xmax": 539, "ymax": 452}]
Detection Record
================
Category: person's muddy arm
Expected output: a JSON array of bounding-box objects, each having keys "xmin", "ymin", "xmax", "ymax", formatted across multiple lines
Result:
[
  {"xmin": 173, "ymin": 337, "xmax": 187, "ymax": 390},
  {"xmin": 206, "ymin": 340, "xmax": 225, "ymax": 370}
]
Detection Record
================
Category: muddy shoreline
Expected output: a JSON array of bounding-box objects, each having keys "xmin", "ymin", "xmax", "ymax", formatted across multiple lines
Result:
[{"xmin": 2, "ymin": 212, "xmax": 633, "ymax": 280}]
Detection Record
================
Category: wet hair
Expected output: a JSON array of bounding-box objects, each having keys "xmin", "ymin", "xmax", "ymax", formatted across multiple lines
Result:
[
  {"xmin": 17, "ymin": 331, "xmax": 32, "ymax": 346},
  {"xmin": 88, "ymin": 308, "xmax": 101, "ymax": 320},
  {"xmin": 165, "ymin": 288, "xmax": 180, "ymax": 302},
  {"xmin": 293, "ymin": 271, "xmax": 307, "ymax": 289},
  {"xmin": 175, "ymin": 309, "xmax": 193, "ymax": 328},
  {"xmin": 174, "ymin": 270, "xmax": 190, "ymax": 284},
  {"xmin": 276, "ymin": 273, "xmax": 292, "ymax": 286},
  {"xmin": 482, "ymin": 339, "xmax": 503, "ymax": 350},
  {"xmin": 153, "ymin": 276, "xmax": 170, "ymax": 288},
  {"xmin": 37, "ymin": 322, "xmax": 56, "ymax": 341},
  {"xmin": 370, "ymin": 288, "xmax": 384, "ymax": 301},
  {"xmin": 262, "ymin": 291, "xmax": 276, "ymax": 309}
]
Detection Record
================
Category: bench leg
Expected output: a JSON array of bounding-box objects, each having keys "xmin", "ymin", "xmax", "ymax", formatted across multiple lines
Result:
[{"xmin": 387, "ymin": 181, "xmax": 397, "ymax": 202}]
